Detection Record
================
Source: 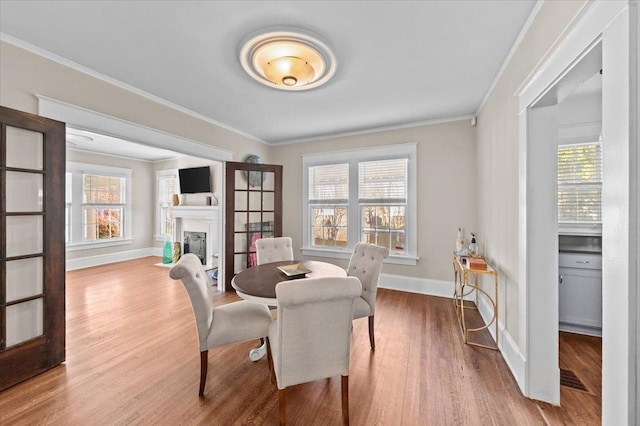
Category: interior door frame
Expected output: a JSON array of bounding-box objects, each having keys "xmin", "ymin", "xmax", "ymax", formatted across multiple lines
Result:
[
  {"xmin": 224, "ymin": 161, "xmax": 283, "ymax": 292},
  {"xmin": 0, "ymin": 106, "xmax": 66, "ymax": 390}
]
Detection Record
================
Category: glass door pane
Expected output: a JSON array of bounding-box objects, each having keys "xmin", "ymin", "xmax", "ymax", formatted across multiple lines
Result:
[
  {"xmin": 224, "ymin": 161, "xmax": 282, "ymax": 291},
  {"xmin": 1, "ymin": 106, "xmax": 66, "ymax": 391}
]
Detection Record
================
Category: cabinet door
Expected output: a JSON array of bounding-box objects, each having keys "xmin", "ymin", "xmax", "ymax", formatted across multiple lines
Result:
[{"xmin": 559, "ymin": 267, "xmax": 602, "ymax": 329}]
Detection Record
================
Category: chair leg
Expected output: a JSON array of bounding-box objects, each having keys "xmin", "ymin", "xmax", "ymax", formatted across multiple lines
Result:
[
  {"xmin": 368, "ymin": 315, "xmax": 375, "ymax": 350},
  {"xmin": 199, "ymin": 350, "xmax": 208, "ymax": 396},
  {"xmin": 266, "ymin": 337, "xmax": 275, "ymax": 384},
  {"xmin": 279, "ymin": 388, "xmax": 286, "ymax": 425},
  {"xmin": 341, "ymin": 375, "xmax": 349, "ymax": 426}
]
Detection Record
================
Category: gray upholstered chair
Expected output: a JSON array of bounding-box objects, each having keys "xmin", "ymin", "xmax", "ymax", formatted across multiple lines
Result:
[
  {"xmin": 169, "ymin": 253, "xmax": 273, "ymax": 396},
  {"xmin": 347, "ymin": 242, "xmax": 389, "ymax": 349},
  {"xmin": 267, "ymin": 277, "xmax": 362, "ymax": 425},
  {"xmin": 255, "ymin": 236, "xmax": 294, "ymax": 265}
]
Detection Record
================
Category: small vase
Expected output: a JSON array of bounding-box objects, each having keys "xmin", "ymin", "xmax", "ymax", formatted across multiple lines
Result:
[
  {"xmin": 172, "ymin": 242, "xmax": 181, "ymax": 264},
  {"xmin": 162, "ymin": 238, "xmax": 173, "ymax": 264}
]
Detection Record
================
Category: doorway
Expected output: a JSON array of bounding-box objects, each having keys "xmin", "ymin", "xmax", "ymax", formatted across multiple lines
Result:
[{"xmin": 517, "ymin": 2, "xmax": 636, "ymax": 423}]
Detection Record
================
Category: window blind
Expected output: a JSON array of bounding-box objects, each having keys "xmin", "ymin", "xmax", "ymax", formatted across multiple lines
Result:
[
  {"xmin": 308, "ymin": 163, "xmax": 349, "ymax": 204},
  {"xmin": 358, "ymin": 158, "xmax": 408, "ymax": 203},
  {"xmin": 557, "ymin": 142, "xmax": 602, "ymax": 223}
]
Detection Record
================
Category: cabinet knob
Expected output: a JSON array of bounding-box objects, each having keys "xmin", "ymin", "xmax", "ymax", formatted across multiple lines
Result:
[{"xmin": 559, "ymin": 274, "xmax": 563, "ymax": 284}]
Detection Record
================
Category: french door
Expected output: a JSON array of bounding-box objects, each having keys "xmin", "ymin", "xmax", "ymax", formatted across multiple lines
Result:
[
  {"xmin": 0, "ymin": 106, "xmax": 66, "ymax": 390},
  {"xmin": 224, "ymin": 161, "xmax": 283, "ymax": 291}
]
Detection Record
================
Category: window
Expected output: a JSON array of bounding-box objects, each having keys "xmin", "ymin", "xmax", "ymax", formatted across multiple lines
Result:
[
  {"xmin": 359, "ymin": 158, "xmax": 408, "ymax": 252},
  {"xmin": 309, "ymin": 163, "xmax": 349, "ymax": 248},
  {"xmin": 557, "ymin": 142, "xmax": 602, "ymax": 232},
  {"xmin": 66, "ymin": 163, "xmax": 132, "ymax": 249},
  {"xmin": 156, "ymin": 169, "xmax": 178, "ymax": 239},
  {"xmin": 303, "ymin": 144, "xmax": 417, "ymax": 265},
  {"xmin": 65, "ymin": 171, "xmax": 72, "ymax": 244}
]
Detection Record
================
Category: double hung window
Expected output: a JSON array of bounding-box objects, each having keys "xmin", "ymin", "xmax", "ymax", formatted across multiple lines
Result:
[
  {"xmin": 557, "ymin": 142, "xmax": 602, "ymax": 233},
  {"xmin": 156, "ymin": 169, "xmax": 179, "ymax": 238},
  {"xmin": 303, "ymin": 144, "xmax": 417, "ymax": 265},
  {"xmin": 66, "ymin": 162, "xmax": 132, "ymax": 248}
]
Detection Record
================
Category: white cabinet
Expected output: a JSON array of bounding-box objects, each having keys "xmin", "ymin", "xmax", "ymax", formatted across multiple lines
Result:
[{"xmin": 559, "ymin": 252, "xmax": 602, "ymax": 335}]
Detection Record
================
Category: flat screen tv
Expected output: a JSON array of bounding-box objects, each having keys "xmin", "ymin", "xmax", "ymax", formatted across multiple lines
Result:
[{"xmin": 178, "ymin": 166, "xmax": 211, "ymax": 194}]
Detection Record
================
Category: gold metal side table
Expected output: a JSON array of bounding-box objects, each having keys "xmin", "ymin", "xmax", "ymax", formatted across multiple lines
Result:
[{"xmin": 452, "ymin": 253, "xmax": 499, "ymax": 350}]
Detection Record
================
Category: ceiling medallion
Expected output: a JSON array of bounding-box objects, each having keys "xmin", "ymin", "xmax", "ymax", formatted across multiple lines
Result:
[{"xmin": 240, "ymin": 28, "xmax": 337, "ymax": 91}]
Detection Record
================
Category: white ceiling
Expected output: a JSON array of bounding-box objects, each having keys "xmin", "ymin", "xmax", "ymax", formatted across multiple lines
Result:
[{"xmin": 0, "ymin": 0, "xmax": 537, "ymax": 146}]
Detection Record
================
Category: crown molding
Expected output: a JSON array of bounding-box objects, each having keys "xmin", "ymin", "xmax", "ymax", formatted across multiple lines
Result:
[{"xmin": 0, "ymin": 32, "xmax": 267, "ymax": 145}]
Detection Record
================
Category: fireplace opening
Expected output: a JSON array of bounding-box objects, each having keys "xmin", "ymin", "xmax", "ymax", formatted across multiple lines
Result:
[{"xmin": 184, "ymin": 231, "xmax": 206, "ymax": 265}]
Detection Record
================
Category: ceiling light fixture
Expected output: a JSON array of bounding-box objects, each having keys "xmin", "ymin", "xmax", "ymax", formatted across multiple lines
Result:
[{"xmin": 240, "ymin": 28, "xmax": 337, "ymax": 91}]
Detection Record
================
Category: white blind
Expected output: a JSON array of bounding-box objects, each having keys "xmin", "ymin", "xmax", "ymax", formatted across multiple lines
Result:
[
  {"xmin": 557, "ymin": 142, "xmax": 602, "ymax": 223},
  {"xmin": 308, "ymin": 163, "xmax": 349, "ymax": 203},
  {"xmin": 358, "ymin": 158, "xmax": 407, "ymax": 203}
]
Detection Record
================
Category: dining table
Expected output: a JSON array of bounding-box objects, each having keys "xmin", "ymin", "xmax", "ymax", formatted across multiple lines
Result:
[{"xmin": 231, "ymin": 259, "xmax": 347, "ymax": 360}]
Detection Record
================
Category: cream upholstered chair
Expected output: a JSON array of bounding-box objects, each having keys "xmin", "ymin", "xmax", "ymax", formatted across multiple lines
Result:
[
  {"xmin": 347, "ymin": 242, "xmax": 389, "ymax": 349},
  {"xmin": 169, "ymin": 254, "xmax": 273, "ymax": 396},
  {"xmin": 267, "ymin": 277, "xmax": 362, "ymax": 425},
  {"xmin": 255, "ymin": 236, "xmax": 294, "ymax": 265}
]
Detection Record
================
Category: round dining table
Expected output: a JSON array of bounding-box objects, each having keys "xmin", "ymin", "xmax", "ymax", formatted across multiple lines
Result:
[{"xmin": 231, "ymin": 259, "xmax": 347, "ymax": 360}]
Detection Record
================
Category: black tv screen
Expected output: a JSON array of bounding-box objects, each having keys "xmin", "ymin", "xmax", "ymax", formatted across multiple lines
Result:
[{"xmin": 178, "ymin": 166, "xmax": 211, "ymax": 194}]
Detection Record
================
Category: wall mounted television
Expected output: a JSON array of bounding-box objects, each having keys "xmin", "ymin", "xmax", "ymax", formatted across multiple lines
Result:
[{"xmin": 178, "ymin": 166, "xmax": 211, "ymax": 194}]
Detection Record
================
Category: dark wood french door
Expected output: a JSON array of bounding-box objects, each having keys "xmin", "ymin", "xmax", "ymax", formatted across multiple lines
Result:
[
  {"xmin": 224, "ymin": 161, "xmax": 283, "ymax": 291},
  {"xmin": 0, "ymin": 106, "xmax": 66, "ymax": 390}
]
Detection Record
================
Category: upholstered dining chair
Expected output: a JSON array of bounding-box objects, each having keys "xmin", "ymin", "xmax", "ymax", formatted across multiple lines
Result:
[
  {"xmin": 255, "ymin": 236, "xmax": 294, "ymax": 265},
  {"xmin": 169, "ymin": 253, "xmax": 273, "ymax": 396},
  {"xmin": 267, "ymin": 277, "xmax": 361, "ymax": 426},
  {"xmin": 347, "ymin": 242, "xmax": 389, "ymax": 350}
]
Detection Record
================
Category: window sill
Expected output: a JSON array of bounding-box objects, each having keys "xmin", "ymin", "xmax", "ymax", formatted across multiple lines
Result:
[
  {"xmin": 301, "ymin": 247, "xmax": 418, "ymax": 266},
  {"xmin": 558, "ymin": 224, "xmax": 602, "ymax": 236},
  {"xmin": 66, "ymin": 239, "xmax": 133, "ymax": 251}
]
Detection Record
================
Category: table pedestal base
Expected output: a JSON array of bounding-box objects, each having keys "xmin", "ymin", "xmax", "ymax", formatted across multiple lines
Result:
[{"xmin": 249, "ymin": 341, "xmax": 267, "ymax": 361}]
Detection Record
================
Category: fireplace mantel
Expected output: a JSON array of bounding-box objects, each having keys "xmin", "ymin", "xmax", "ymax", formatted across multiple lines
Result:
[{"xmin": 172, "ymin": 206, "xmax": 219, "ymax": 270}]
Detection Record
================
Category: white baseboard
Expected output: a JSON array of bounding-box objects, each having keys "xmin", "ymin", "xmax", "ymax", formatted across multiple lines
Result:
[
  {"xmin": 66, "ymin": 247, "xmax": 158, "ymax": 271},
  {"xmin": 477, "ymin": 291, "xmax": 526, "ymax": 395},
  {"xmin": 379, "ymin": 273, "xmax": 462, "ymax": 299},
  {"xmin": 380, "ymin": 272, "xmax": 526, "ymax": 395}
]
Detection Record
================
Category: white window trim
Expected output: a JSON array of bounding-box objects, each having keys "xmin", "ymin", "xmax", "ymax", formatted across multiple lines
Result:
[
  {"xmin": 302, "ymin": 143, "xmax": 418, "ymax": 265},
  {"xmin": 66, "ymin": 162, "xmax": 133, "ymax": 249},
  {"xmin": 155, "ymin": 168, "xmax": 179, "ymax": 240}
]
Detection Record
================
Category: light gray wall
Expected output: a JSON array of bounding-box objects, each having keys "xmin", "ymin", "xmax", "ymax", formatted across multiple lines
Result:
[
  {"xmin": 271, "ymin": 119, "xmax": 477, "ymax": 282},
  {"xmin": 476, "ymin": 0, "xmax": 587, "ymax": 346}
]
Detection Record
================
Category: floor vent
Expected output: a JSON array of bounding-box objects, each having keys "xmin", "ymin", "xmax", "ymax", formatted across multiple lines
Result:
[{"xmin": 560, "ymin": 368, "xmax": 589, "ymax": 393}]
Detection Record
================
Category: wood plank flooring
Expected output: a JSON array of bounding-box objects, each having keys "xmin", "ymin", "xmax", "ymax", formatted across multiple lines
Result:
[{"xmin": 0, "ymin": 257, "xmax": 601, "ymax": 425}]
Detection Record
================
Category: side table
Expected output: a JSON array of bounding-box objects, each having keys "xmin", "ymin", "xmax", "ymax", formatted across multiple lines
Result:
[{"xmin": 452, "ymin": 252, "xmax": 499, "ymax": 350}]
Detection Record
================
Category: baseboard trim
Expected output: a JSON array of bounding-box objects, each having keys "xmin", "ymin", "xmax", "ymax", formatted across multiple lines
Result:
[
  {"xmin": 66, "ymin": 248, "xmax": 157, "ymax": 271},
  {"xmin": 378, "ymin": 273, "xmax": 460, "ymax": 299},
  {"xmin": 477, "ymin": 292, "xmax": 526, "ymax": 395},
  {"xmin": 379, "ymin": 272, "xmax": 525, "ymax": 395}
]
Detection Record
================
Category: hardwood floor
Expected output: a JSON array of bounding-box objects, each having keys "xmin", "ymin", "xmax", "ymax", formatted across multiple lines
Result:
[{"xmin": 0, "ymin": 257, "xmax": 600, "ymax": 425}]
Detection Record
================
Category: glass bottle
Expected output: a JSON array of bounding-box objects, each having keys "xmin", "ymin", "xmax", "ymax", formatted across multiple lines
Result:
[
  {"xmin": 468, "ymin": 233, "xmax": 478, "ymax": 257},
  {"xmin": 455, "ymin": 227, "xmax": 465, "ymax": 254},
  {"xmin": 163, "ymin": 235, "xmax": 173, "ymax": 264}
]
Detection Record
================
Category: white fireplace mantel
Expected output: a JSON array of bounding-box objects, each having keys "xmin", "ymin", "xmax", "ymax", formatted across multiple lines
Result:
[{"xmin": 172, "ymin": 206, "xmax": 219, "ymax": 270}]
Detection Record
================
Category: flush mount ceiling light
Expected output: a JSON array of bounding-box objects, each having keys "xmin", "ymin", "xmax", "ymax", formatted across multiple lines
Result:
[{"xmin": 240, "ymin": 29, "xmax": 337, "ymax": 91}]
